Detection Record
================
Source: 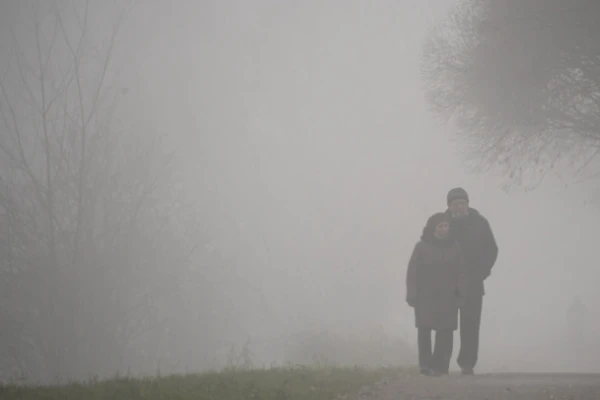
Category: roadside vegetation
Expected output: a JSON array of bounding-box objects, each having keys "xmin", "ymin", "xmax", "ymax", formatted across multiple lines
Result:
[{"xmin": 0, "ymin": 364, "xmax": 410, "ymax": 400}]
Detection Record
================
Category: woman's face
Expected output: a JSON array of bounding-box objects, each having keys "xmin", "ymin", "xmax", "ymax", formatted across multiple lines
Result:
[{"xmin": 434, "ymin": 221, "xmax": 450, "ymax": 238}]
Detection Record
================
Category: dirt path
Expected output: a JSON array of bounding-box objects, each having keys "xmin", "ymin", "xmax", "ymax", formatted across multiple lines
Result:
[{"xmin": 354, "ymin": 373, "xmax": 600, "ymax": 400}]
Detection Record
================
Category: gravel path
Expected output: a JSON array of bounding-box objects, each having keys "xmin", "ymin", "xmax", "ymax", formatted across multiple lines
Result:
[{"xmin": 353, "ymin": 373, "xmax": 600, "ymax": 400}]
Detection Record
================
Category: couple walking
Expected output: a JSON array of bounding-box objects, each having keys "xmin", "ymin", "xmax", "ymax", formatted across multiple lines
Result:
[{"xmin": 406, "ymin": 188, "xmax": 498, "ymax": 376}]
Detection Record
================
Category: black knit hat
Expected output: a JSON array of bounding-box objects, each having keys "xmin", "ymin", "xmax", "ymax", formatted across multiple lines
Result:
[
  {"xmin": 447, "ymin": 187, "xmax": 469, "ymax": 205},
  {"xmin": 420, "ymin": 212, "xmax": 450, "ymax": 241}
]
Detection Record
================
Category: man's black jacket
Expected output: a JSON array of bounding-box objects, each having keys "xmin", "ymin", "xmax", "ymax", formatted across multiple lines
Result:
[{"xmin": 445, "ymin": 208, "xmax": 498, "ymax": 296}]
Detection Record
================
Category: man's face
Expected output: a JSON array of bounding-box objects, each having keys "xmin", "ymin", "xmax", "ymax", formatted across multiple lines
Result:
[{"xmin": 449, "ymin": 199, "xmax": 469, "ymax": 218}]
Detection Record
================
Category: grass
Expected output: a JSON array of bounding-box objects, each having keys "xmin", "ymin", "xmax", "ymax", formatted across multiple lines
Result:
[{"xmin": 0, "ymin": 365, "xmax": 412, "ymax": 400}]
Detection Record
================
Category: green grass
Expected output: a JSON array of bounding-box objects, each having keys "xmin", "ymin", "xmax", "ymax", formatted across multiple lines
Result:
[{"xmin": 0, "ymin": 365, "xmax": 413, "ymax": 400}]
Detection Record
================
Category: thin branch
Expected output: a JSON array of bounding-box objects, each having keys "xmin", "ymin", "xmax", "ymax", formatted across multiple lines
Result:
[
  {"xmin": 56, "ymin": 0, "xmax": 91, "ymax": 263},
  {"xmin": 0, "ymin": 79, "xmax": 47, "ymax": 212},
  {"xmin": 35, "ymin": 14, "xmax": 58, "ymax": 266}
]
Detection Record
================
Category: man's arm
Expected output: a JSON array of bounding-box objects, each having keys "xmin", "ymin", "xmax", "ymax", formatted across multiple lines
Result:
[
  {"xmin": 479, "ymin": 217, "xmax": 498, "ymax": 280},
  {"xmin": 455, "ymin": 244, "xmax": 468, "ymax": 307}
]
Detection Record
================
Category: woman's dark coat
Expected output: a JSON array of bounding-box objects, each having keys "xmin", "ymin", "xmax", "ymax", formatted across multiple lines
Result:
[{"xmin": 406, "ymin": 224, "xmax": 468, "ymax": 331}]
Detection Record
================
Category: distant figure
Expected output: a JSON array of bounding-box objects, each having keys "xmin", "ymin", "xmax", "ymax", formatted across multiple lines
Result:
[
  {"xmin": 406, "ymin": 212, "xmax": 468, "ymax": 376},
  {"xmin": 445, "ymin": 188, "xmax": 498, "ymax": 375},
  {"xmin": 566, "ymin": 296, "xmax": 587, "ymax": 347}
]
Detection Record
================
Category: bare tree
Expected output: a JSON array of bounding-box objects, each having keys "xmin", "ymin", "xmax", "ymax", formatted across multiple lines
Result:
[
  {"xmin": 0, "ymin": 1, "xmax": 200, "ymax": 381},
  {"xmin": 421, "ymin": 0, "xmax": 600, "ymax": 190}
]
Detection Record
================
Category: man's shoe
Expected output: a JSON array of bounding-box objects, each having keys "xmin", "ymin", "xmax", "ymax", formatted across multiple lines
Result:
[
  {"xmin": 461, "ymin": 368, "xmax": 474, "ymax": 376},
  {"xmin": 420, "ymin": 368, "xmax": 431, "ymax": 376}
]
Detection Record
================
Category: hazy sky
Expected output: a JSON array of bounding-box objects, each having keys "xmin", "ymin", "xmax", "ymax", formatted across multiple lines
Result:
[
  {"xmin": 1, "ymin": 0, "xmax": 598, "ymax": 377},
  {"xmin": 126, "ymin": 0, "xmax": 600, "ymax": 372}
]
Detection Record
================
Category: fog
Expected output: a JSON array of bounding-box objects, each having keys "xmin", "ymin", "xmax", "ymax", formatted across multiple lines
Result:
[{"xmin": 0, "ymin": 0, "xmax": 598, "ymax": 383}]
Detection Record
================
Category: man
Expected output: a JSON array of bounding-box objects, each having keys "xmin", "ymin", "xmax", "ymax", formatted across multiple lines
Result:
[{"xmin": 445, "ymin": 187, "xmax": 498, "ymax": 375}]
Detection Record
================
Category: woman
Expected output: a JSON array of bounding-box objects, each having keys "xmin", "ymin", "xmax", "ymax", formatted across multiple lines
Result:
[{"xmin": 406, "ymin": 212, "xmax": 467, "ymax": 376}]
